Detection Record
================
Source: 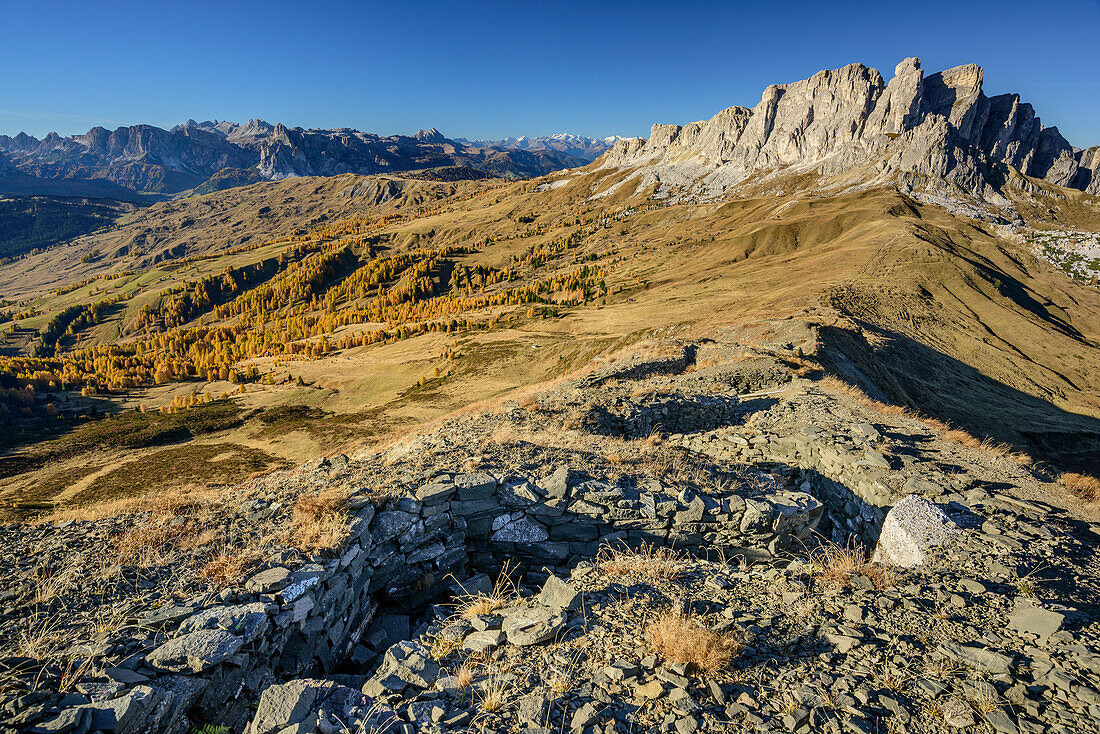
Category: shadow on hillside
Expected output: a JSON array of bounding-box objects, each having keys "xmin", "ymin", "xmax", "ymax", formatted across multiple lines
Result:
[{"xmin": 818, "ymin": 322, "xmax": 1100, "ymax": 474}]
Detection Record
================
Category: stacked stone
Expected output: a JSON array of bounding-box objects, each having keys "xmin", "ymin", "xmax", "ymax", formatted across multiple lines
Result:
[
  {"xmin": 25, "ymin": 468, "xmax": 828, "ymax": 733},
  {"xmin": 413, "ymin": 467, "xmax": 824, "ymax": 575},
  {"xmin": 672, "ymin": 424, "xmax": 919, "ymax": 545},
  {"xmin": 26, "ymin": 492, "xmax": 470, "ymax": 734},
  {"xmin": 583, "ymin": 394, "xmax": 742, "ymax": 438}
]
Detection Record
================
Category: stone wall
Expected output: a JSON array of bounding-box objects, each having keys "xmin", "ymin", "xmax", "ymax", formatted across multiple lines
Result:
[
  {"xmin": 29, "ymin": 467, "xmax": 826, "ymax": 734},
  {"xmin": 671, "ymin": 421, "xmax": 964, "ymax": 546},
  {"xmin": 580, "ymin": 394, "xmax": 742, "ymax": 439}
]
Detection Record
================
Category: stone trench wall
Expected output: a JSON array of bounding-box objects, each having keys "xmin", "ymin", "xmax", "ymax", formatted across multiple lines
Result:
[
  {"xmin": 671, "ymin": 422, "xmax": 960, "ymax": 546},
  {"xmin": 581, "ymin": 394, "xmax": 742, "ymax": 439},
  {"xmin": 30, "ymin": 468, "xmax": 828, "ymax": 734}
]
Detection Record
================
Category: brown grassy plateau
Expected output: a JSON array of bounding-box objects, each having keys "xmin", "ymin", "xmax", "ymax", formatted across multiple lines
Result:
[{"xmin": 2, "ymin": 164, "xmax": 1099, "ymax": 520}]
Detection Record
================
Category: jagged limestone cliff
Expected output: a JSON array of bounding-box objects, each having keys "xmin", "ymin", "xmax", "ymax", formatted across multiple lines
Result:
[{"xmin": 600, "ymin": 58, "xmax": 1100, "ymax": 203}]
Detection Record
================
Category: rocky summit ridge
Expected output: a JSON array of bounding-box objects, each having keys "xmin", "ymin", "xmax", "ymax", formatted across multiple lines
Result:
[{"xmin": 599, "ymin": 58, "xmax": 1100, "ymax": 208}]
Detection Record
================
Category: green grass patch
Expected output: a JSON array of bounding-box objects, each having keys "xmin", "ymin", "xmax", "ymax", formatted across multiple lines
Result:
[
  {"xmin": 50, "ymin": 400, "xmax": 246, "ymax": 456},
  {"xmin": 0, "ymin": 466, "xmax": 99, "ymax": 522},
  {"xmin": 254, "ymin": 403, "xmax": 392, "ymax": 442},
  {"xmin": 70, "ymin": 443, "xmax": 287, "ymax": 507},
  {"xmin": 256, "ymin": 404, "xmax": 327, "ymax": 427},
  {"xmin": 0, "ymin": 399, "xmax": 246, "ymax": 481}
]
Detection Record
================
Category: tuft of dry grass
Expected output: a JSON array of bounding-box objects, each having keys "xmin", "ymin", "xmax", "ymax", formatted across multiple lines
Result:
[
  {"xmin": 646, "ymin": 610, "xmax": 744, "ymax": 674},
  {"xmin": 285, "ymin": 488, "xmax": 351, "ymax": 554},
  {"xmin": 48, "ymin": 485, "xmax": 220, "ymax": 524},
  {"xmin": 478, "ymin": 674, "xmax": 513, "ymax": 713},
  {"xmin": 16, "ymin": 614, "xmax": 63, "ymax": 658},
  {"xmin": 1058, "ymin": 472, "xmax": 1100, "ymax": 502},
  {"xmin": 925, "ymin": 657, "xmax": 967, "ymax": 680},
  {"xmin": 605, "ymin": 450, "xmax": 627, "ymax": 466},
  {"xmin": 596, "ymin": 542, "xmax": 685, "ymax": 580},
  {"xmin": 453, "ymin": 562, "xmax": 518, "ymax": 620},
  {"xmin": 198, "ymin": 548, "xmax": 259, "ymax": 588},
  {"xmin": 810, "ymin": 542, "xmax": 894, "ymax": 590},
  {"xmin": 24, "ymin": 562, "xmax": 81, "ymax": 605},
  {"xmin": 58, "ymin": 654, "xmax": 98, "ymax": 691},
  {"xmin": 116, "ymin": 517, "xmax": 192, "ymax": 567},
  {"xmin": 455, "ymin": 661, "xmax": 477, "ymax": 690},
  {"xmin": 459, "ymin": 595, "xmax": 508, "ymax": 618},
  {"xmin": 489, "ymin": 425, "xmax": 519, "ymax": 446}
]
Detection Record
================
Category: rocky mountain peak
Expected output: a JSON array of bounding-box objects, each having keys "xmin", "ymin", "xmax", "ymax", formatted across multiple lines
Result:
[
  {"xmin": 600, "ymin": 57, "xmax": 1100, "ymax": 203},
  {"xmin": 414, "ymin": 127, "xmax": 448, "ymax": 144}
]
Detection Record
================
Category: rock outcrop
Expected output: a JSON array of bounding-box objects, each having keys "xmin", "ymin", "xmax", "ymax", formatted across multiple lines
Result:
[{"xmin": 599, "ymin": 57, "xmax": 1100, "ymax": 202}]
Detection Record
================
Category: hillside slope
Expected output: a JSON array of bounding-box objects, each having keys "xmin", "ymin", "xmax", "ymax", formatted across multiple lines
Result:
[{"xmin": 1, "ymin": 160, "xmax": 1099, "ymax": 523}]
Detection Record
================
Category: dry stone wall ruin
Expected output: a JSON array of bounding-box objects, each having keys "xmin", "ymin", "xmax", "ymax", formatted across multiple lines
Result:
[{"xmin": 28, "ymin": 428, "xmax": 912, "ymax": 733}]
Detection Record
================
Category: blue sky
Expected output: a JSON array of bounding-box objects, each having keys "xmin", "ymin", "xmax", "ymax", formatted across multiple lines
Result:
[{"xmin": 2, "ymin": 0, "xmax": 1098, "ymax": 147}]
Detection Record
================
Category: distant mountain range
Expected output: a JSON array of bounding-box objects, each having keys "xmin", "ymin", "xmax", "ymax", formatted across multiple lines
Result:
[
  {"xmin": 0, "ymin": 121, "xmax": 612, "ymax": 199},
  {"xmin": 457, "ymin": 134, "xmax": 623, "ymax": 161}
]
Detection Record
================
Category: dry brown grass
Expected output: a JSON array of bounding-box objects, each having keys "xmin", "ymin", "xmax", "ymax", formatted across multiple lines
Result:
[
  {"xmin": 934, "ymin": 423, "xmax": 1031, "ymax": 464},
  {"xmin": 810, "ymin": 542, "xmax": 894, "ymax": 590},
  {"xmin": 490, "ymin": 425, "xmax": 519, "ymax": 446},
  {"xmin": 285, "ymin": 488, "xmax": 351, "ymax": 554},
  {"xmin": 1058, "ymin": 472, "xmax": 1100, "ymax": 502},
  {"xmin": 47, "ymin": 483, "xmax": 224, "ymax": 524},
  {"xmin": 58, "ymin": 655, "xmax": 98, "ymax": 691},
  {"xmin": 453, "ymin": 562, "xmax": 518, "ymax": 619},
  {"xmin": 16, "ymin": 614, "xmax": 63, "ymax": 658},
  {"xmin": 818, "ymin": 374, "xmax": 909, "ymax": 415},
  {"xmin": 115, "ymin": 517, "xmax": 194, "ymax": 567},
  {"xmin": 596, "ymin": 542, "xmax": 685, "ymax": 580},
  {"xmin": 455, "ymin": 661, "xmax": 477, "ymax": 690},
  {"xmin": 782, "ymin": 354, "xmax": 818, "ymax": 377},
  {"xmin": 646, "ymin": 610, "xmax": 744, "ymax": 674},
  {"xmin": 477, "ymin": 672, "xmax": 513, "ymax": 713},
  {"xmin": 24, "ymin": 561, "xmax": 81, "ymax": 605},
  {"xmin": 198, "ymin": 547, "xmax": 259, "ymax": 588},
  {"xmin": 459, "ymin": 595, "xmax": 509, "ymax": 619}
]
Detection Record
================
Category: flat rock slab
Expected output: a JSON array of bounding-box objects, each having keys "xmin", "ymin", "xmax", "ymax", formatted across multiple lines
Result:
[
  {"xmin": 873, "ymin": 494, "xmax": 959, "ymax": 568},
  {"xmin": 247, "ymin": 678, "xmax": 397, "ymax": 734},
  {"xmin": 538, "ymin": 575, "xmax": 581, "ymax": 611},
  {"xmin": 179, "ymin": 602, "xmax": 270, "ymax": 643},
  {"xmin": 29, "ymin": 686, "xmax": 160, "ymax": 734},
  {"xmin": 372, "ymin": 640, "xmax": 440, "ymax": 689},
  {"xmin": 490, "ymin": 512, "xmax": 549, "ymax": 543},
  {"xmin": 463, "ymin": 630, "xmax": 506, "ymax": 653},
  {"xmin": 146, "ymin": 629, "xmax": 244, "ymax": 673},
  {"xmin": 503, "ymin": 607, "xmax": 567, "ymax": 646},
  {"xmin": 1007, "ymin": 602, "xmax": 1065, "ymax": 642},
  {"xmin": 937, "ymin": 641, "xmax": 1012, "ymax": 676},
  {"xmin": 245, "ymin": 567, "xmax": 292, "ymax": 593}
]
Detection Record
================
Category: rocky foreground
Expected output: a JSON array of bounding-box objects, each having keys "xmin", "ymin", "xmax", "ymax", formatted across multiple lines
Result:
[{"xmin": 2, "ymin": 337, "xmax": 1099, "ymax": 734}]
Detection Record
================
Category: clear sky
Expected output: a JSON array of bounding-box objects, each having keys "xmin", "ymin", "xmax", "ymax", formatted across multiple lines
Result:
[{"xmin": 2, "ymin": 0, "xmax": 1098, "ymax": 147}]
